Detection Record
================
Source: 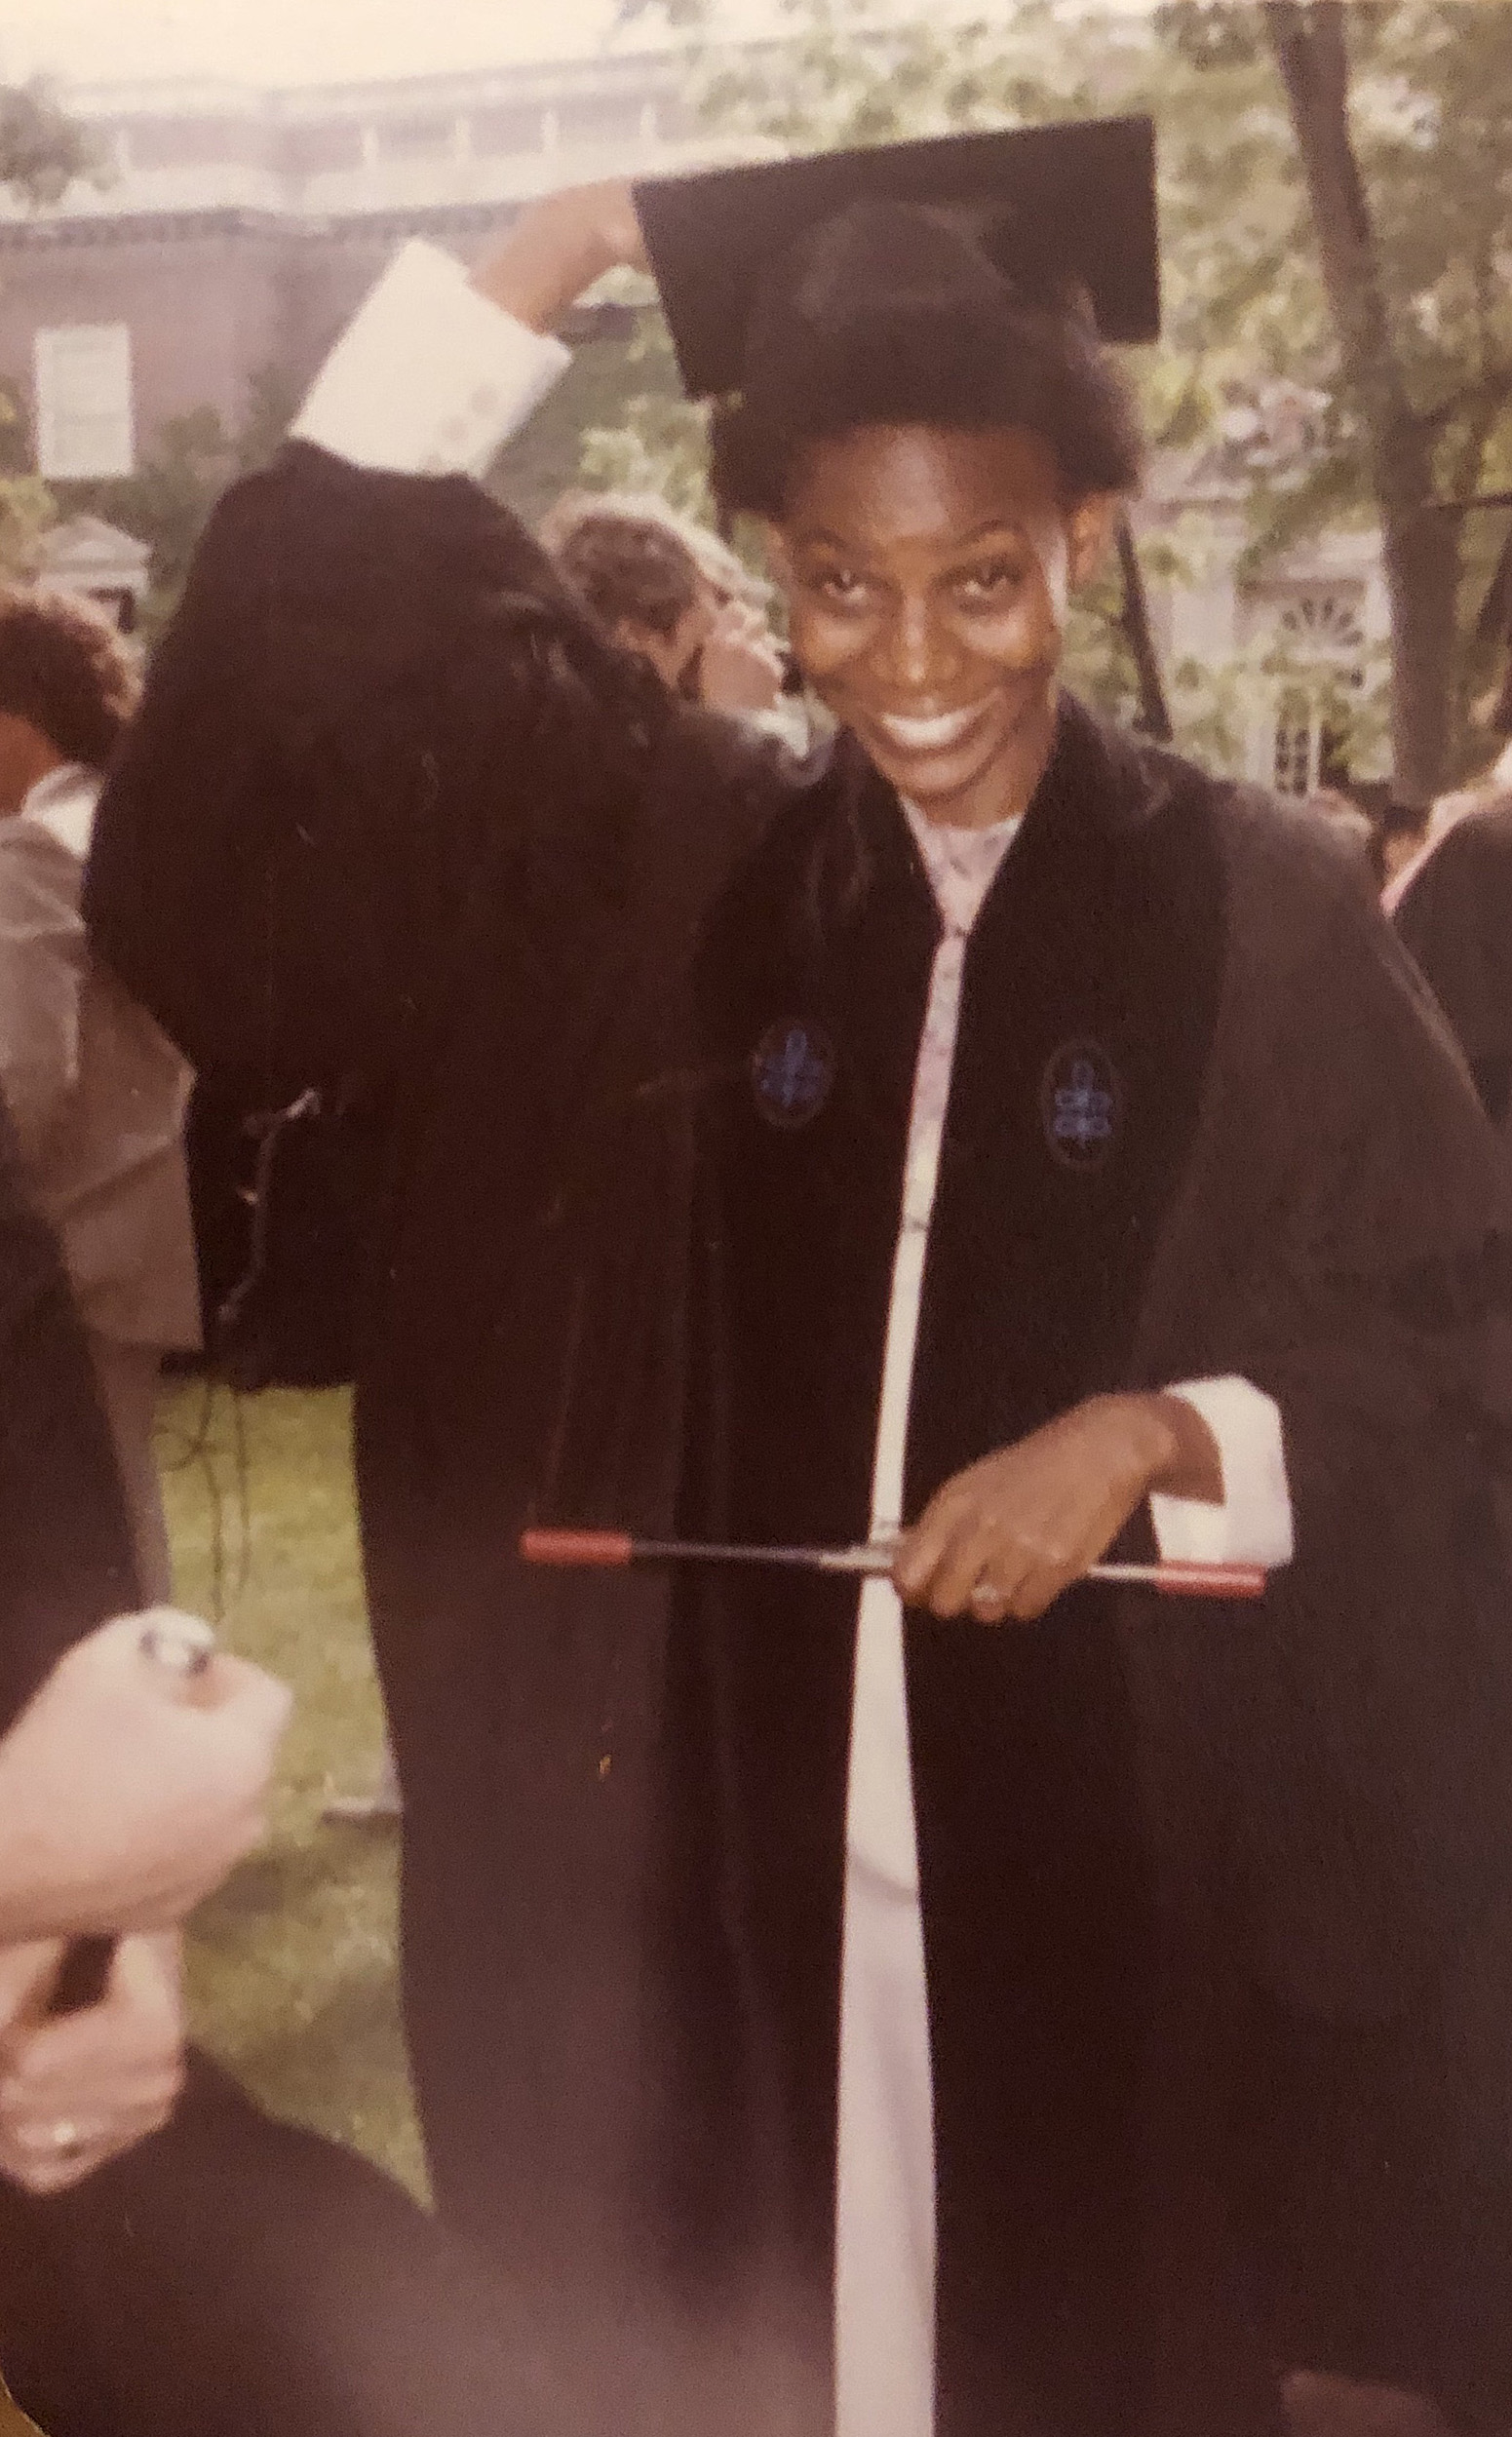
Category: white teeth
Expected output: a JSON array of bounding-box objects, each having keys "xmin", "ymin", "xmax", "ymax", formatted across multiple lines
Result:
[{"xmin": 875, "ymin": 701, "xmax": 988, "ymax": 752}]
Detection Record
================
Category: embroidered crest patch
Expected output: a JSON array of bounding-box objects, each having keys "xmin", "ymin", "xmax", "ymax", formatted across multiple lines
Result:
[
  {"xmin": 1040, "ymin": 1039, "xmax": 1122, "ymax": 1172},
  {"xmin": 751, "ymin": 1019, "xmax": 837, "ymax": 1131}
]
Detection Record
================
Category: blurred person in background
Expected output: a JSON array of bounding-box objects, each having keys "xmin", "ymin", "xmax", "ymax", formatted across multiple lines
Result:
[
  {"xmin": 0, "ymin": 588, "xmax": 201, "ymax": 1601},
  {"xmin": 540, "ymin": 485, "xmax": 803, "ymax": 736},
  {"xmin": 0, "ymin": 1094, "xmax": 570, "ymax": 2437},
  {"xmin": 1300, "ymin": 787, "xmax": 1377, "ymax": 892},
  {"xmin": 0, "ymin": 1160, "xmax": 284, "ymax": 2188}
]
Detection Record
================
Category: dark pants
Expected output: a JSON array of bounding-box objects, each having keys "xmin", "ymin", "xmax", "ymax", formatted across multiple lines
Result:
[{"xmin": 0, "ymin": 2054, "xmax": 570, "ymax": 2437}]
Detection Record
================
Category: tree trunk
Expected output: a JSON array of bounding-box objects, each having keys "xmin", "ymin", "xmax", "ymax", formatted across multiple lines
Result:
[{"xmin": 1263, "ymin": 1, "xmax": 1458, "ymax": 803}]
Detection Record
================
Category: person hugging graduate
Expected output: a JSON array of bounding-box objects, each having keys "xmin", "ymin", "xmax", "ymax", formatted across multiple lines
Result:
[{"xmin": 86, "ymin": 114, "xmax": 1512, "ymax": 2437}]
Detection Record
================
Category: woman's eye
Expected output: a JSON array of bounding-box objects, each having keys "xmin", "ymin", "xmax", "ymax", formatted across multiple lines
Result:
[
  {"xmin": 954, "ymin": 561, "xmax": 1027, "ymax": 602},
  {"xmin": 811, "ymin": 568, "xmax": 869, "ymax": 605}
]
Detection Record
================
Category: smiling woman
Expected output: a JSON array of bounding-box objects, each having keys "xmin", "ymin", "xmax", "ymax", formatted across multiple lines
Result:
[
  {"xmin": 572, "ymin": 132, "xmax": 1512, "ymax": 2437},
  {"xmin": 702, "ymin": 194, "xmax": 1143, "ymax": 825},
  {"xmin": 762, "ymin": 422, "xmax": 1115, "ymax": 831}
]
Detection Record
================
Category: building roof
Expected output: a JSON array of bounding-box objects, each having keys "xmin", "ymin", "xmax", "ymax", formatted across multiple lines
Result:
[{"xmin": 0, "ymin": 53, "xmax": 742, "ymax": 231}]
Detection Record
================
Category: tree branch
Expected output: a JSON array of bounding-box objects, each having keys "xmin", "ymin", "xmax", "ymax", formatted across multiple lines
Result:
[{"xmin": 1262, "ymin": 0, "xmax": 1458, "ymax": 796}]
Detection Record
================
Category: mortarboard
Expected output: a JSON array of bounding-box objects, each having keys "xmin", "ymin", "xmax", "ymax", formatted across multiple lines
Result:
[{"xmin": 633, "ymin": 114, "xmax": 1160, "ymax": 402}]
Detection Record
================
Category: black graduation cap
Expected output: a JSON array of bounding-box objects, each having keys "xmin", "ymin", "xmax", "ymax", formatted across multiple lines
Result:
[{"xmin": 633, "ymin": 114, "xmax": 1160, "ymax": 401}]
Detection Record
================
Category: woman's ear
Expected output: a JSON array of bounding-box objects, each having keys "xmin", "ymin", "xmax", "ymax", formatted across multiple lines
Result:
[{"xmin": 1066, "ymin": 494, "xmax": 1120, "ymax": 589}]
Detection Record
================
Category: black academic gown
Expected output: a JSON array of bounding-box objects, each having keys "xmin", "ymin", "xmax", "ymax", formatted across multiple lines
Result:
[
  {"xmin": 1394, "ymin": 792, "xmax": 1512, "ymax": 1126},
  {"xmin": 82, "ymin": 441, "xmax": 780, "ymax": 2391},
  {"xmin": 85, "ymin": 440, "xmax": 1512, "ymax": 2430},
  {"xmin": 644, "ymin": 699, "xmax": 1512, "ymax": 2437}
]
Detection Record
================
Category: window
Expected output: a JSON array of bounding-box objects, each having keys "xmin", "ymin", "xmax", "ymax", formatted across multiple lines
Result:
[
  {"xmin": 380, "ymin": 115, "xmax": 450, "ymax": 161},
  {"xmin": 1273, "ymin": 689, "xmax": 1316, "ymax": 796},
  {"xmin": 1276, "ymin": 592, "xmax": 1365, "ymax": 656},
  {"xmin": 33, "ymin": 325, "xmax": 135, "ymax": 481},
  {"xmin": 1267, "ymin": 589, "xmax": 1368, "ymax": 795}
]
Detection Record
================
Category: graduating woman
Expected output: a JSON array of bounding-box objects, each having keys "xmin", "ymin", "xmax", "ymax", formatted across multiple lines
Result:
[
  {"xmin": 87, "ymin": 117, "xmax": 1512, "ymax": 2437},
  {"xmin": 601, "ymin": 134, "xmax": 1512, "ymax": 2437}
]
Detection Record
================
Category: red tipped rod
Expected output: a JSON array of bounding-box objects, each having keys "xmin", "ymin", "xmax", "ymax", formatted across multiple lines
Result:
[{"xmin": 519, "ymin": 1528, "xmax": 1265, "ymax": 1601}]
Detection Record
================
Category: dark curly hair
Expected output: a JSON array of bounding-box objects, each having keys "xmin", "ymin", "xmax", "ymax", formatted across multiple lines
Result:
[
  {"xmin": 710, "ymin": 199, "xmax": 1144, "ymax": 522},
  {"xmin": 541, "ymin": 498, "xmax": 702, "ymax": 641},
  {"xmin": 0, "ymin": 585, "xmax": 139, "ymax": 768}
]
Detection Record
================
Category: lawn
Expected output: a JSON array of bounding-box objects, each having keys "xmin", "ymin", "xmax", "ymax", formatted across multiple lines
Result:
[{"xmin": 156, "ymin": 1376, "xmax": 426, "ymax": 2200}]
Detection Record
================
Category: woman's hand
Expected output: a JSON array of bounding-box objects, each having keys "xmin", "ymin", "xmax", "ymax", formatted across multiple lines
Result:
[
  {"xmin": 0, "ymin": 1931, "xmax": 184, "ymax": 2194},
  {"xmin": 0, "ymin": 1612, "xmax": 291, "ymax": 1943},
  {"xmin": 471, "ymin": 179, "xmax": 649, "ymax": 331},
  {"xmin": 893, "ymin": 1393, "xmax": 1222, "ymax": 1624}
]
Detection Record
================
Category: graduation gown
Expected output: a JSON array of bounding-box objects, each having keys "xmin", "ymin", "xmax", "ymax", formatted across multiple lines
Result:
[
  {"xmin": 646, "ymin": 697, "xmax": 1512, "ymax": 2435},
  {"xmin": 1393, "ymin": 792, "xmax": 1512, "ymax": 1126},
  {"xmin": 83, "ymin": 438, "xmax": 1512, "ymax": 2426},
  {"xmin": 82, "ymin": 441, "xmax": 781, "ymax": 2373}
]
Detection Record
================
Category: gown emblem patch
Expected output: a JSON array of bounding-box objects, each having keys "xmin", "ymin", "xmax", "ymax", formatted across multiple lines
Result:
[
  {"xmin": 751, "ymin": 1019, "xmax": 837, "ymax": 1130},
  {"xmin": 1040, "ymin": 1039, "xmax": 1122, "ymax": 1172}
]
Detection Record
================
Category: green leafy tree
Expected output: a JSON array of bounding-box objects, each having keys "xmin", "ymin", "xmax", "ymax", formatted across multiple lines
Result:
[
  {"xmin": 0, "ymin": 79, "xmax": 97, "ymax": 209},
  {"xmin": 55, "ymin": 366, "xmax": 301, "ymax": 633},
  {"xmin": 1165, "ymin": 0, "xmax": 1512, "ymax": 798},
  {"xmin": 0, "ymin": 65, "xmax": 296, "ymax": 619},
  {"xmin": 0, "ymin": 378, "xmax": 53, "ymax": 577},
  {"xmin": 0, "ymin": 79, "xmax": 101, "ymax": 573}
]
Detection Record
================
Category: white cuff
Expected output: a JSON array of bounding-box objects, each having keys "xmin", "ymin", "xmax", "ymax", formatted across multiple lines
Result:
[
  {"xmin": 1148, "ymin": 1374, "xmax": 1294, "ymax": 1569},
  {"xmin": 291, "ymin": 239, "xmax": 570, "ymax": 479}
]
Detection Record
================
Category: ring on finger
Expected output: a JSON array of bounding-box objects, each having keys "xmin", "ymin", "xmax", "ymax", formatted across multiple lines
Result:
[
  {"xmin": 969, "ymin": 1577, "xmax": 1004, "ymax": 1618},
  {"xmin": 48, "ymin": 2118, "xmax": 87, "ymax": 2160}
]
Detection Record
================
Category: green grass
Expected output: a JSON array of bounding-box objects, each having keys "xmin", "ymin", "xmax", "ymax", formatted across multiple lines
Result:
[{"xmin": 156, "ymin": 1377, "xmax": 426, "ymax": 2200}]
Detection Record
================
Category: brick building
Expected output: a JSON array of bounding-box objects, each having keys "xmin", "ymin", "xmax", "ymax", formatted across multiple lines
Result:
[{"xmin": 0, "ymin": 52, "xmax": 716, "ymax": 471}]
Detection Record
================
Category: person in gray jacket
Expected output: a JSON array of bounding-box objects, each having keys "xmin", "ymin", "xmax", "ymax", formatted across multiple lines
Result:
[{"xmin": 0, "ymin": 587, "xmax": 201, "ymax": 1599}]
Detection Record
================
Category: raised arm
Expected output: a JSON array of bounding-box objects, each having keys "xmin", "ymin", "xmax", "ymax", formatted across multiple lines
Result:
[{"xmin": 84, "ymin": 184, "xmax": 650, "ymax": 1095}]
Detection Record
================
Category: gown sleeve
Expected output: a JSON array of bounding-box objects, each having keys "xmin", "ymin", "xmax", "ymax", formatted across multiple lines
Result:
[
  {"xmin": 1392, "ymin": 800, "xmax": 1512, "ymax": 1125},
  {"xmin": 83, "ymin": 244, "xmax": 575, "ymax": 1097},
  {"xmin": 1140, "ymin": 843, "xmax": 1512, "ymax": 2012},
  {"xmin": 1150, "ymin": 1374, "xmax": 1294, "ymax": 1567}
]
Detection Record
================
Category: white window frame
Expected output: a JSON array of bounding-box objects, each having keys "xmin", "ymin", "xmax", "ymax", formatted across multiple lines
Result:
[{"xmin": 33, "ymin": 324, "xmax": 136, "ymax": 481}]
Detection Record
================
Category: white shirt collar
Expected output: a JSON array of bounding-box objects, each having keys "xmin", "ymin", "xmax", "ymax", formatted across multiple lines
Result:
[
  {"xmin": 901, "ymin": 798, "xmax": 1024, "ymax": 938},
  {"xmin": 19, "ymin": 763, "xmax": 98, "ymax": 860}
]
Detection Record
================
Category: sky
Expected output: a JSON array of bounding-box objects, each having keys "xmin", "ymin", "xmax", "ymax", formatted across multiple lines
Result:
[
  {"xmin": 0, "ymin": 0, "xmax": 729, "ymax": 90},
  {"xmin": 0, "ymin": 0, "xmax": 1160, "ymax": 97}
]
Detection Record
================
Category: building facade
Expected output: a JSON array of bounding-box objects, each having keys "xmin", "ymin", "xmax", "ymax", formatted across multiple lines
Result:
[
  {"xmin": 2, "ymin": 76, "xmax": 1393, "ymax": 793},
  {"xmin": 1134, "ymin": 384, "xmax": 1390, "ymax": 794},
  {"xmin": 0, "ymin": 53, "xmax": 717, "ymax": 469}
]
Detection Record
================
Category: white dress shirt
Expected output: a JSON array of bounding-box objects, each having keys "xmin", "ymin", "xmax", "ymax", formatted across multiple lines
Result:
[{"xmin": 291, "ymin": 242, "xmax": 1297, "ymax": 2437}]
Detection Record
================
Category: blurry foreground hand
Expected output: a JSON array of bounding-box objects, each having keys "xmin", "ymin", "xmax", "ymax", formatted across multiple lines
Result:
[
  {"xmin": 0, "ymin": 1930, "xmax": 184, "ymax": 2193},
  {"xmin": 0, "ymin": 1611, "xmax": 291, "ymax": 1942}
]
